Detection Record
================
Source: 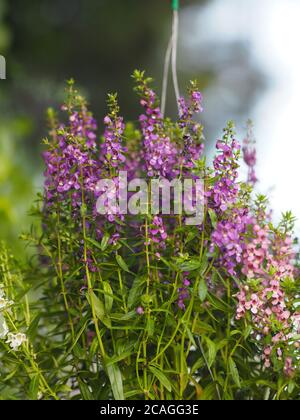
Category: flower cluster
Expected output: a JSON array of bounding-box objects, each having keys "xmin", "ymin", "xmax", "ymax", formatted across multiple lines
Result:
[
  {"xmin": 241, "ymin": 223, "xmax": 270, "ymax": 278},
  {"xmin": 0, "ymin": 285, "xmax": 27, "ymax": 351},
  {"xmin": 209, "ymin": 121, "xmax": 240, "ymax": 212},
  {"xmin": 43, "ymin": 91, "xmax": 100, "ymax": 210},
  {"xmin": 134, "ymin": 70, "xmax": 178, "ymax": 178},
  {"xmin": 177, "ymin": 274, "xmax": 191, "ymax": 310},
  {"xmin": 211, "ymin": 208, "xmax": 253, "ymax": 275},
  {"xmin": 6, "ymin": 333, "xmax": 27, "ymax": 351},
  {"xmin": 146, "ymin": 216, "xmax": 168, "ymax": 249},
  {"xmin": 178, "ymin": 82, "xmax": 204, "ymax": 170},
  {"xmin": 236, "ymin": 219, "xmax": 299, "ymax": 375},
  {"xmin": 101, "ymin": 94, "xmax": 126, "ymax": 171},
  {"xmin": 68, "ymin": 108, "xmax": 98, "ymax": 150},
  {"xmin": 0, "ymin": 286, "xmax": 13, "ymax": 310}
]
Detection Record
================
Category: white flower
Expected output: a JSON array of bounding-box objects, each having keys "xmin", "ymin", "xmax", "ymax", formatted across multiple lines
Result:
[
  {"xmin": 0, "ymin": 314, "xmax": 8, "ymax": 339},
  {"xmin": 0, "ymin": 297, "xmax": 13, "ymax": 311},
  {"xmin": 6, "ymin": 332, "xmax": 27, "ymax": 351},
  {"xmin": 0, "ymin": 286, "xmax": 14, "ymax": 311}
]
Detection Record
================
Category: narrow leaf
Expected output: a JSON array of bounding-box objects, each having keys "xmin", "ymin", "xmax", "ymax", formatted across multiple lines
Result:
[
  {"xmin": 87, "ymin": 291, "xmax": 111, "ymax": 328},
  {"xmin": 149, "ymin": 366, "xmax": 172, "ymax": 392},
  {"xmin": 116, "ymin": 255, "xmax": 130, "ymax": 273},
  {"xmin": 146, "ymin": 317, "xmax": 155, "ymax": 337},
  {"xmin": 229, "ymin": 357, "xmax": 241, "ymax": 388},
  {"xmin": 103, "ymin": 281, "xmax": 113, "ymax": 313},
  {"xmin": 100, "ymin": 233, "xmax": 110, "ymax": 251},
  {"xmin": 205, "ymin": 337, "xmax": 217, "ymax": 368},
  {"xmin": 179, "ymin": 259, "xmax": 202, "ymax": 272},
  {"xmin": 29, "ymin": 374, "xmax": 40, "ymax": 400},
  {"xmin": 128, "ymin": 275, "xmax": 146, "ymax": 309},
  {"xmin": 78, "ymin": 379, "xmax": 94, "ymax": 400},
  {"xmin": 106, "ymin": 362, "xmax": 124, "ymax": 400},
  {"xmin": 198, "ymin": 277, "xmax": 208, "ymax": 302}
]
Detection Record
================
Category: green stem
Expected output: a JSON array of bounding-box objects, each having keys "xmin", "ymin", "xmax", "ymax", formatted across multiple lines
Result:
[
  {"xmin": 56, "ymin": 212, "xmax": 75, "ymax": 340},
  {"xmin": 80, "ymin": 173, "xmax": 106, "ymax": 359}
]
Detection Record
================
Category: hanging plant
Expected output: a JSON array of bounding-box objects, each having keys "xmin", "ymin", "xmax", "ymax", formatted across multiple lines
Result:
[{"xmin": 0, "ymin": 70, "xmax": 299, "ymax": 400}]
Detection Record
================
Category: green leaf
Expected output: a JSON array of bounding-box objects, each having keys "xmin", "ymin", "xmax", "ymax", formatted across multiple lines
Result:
[
  {"xmin": 119, "ymin": 239, "xmax": 135, "ymax": 253},
  {"xmin": 106, "ymin": 362, "xmax": 124, "ymax": 400},
  {"xmin": 179, "ymin": 258, "xmax": 202, "ymax": 272},
  {"xmin": 78, "ymin": 379, "xmax": 94, "ymax": 400},
  {"xmin": 243, "ymin": 325, "xmax": 252, "ymax": 339},
  {"xmin": 88, "ymin": 291, "xmax": 104, "ymax": 317},
  {"xmin": 182, "ymin": 322, "xmax": 196, "ymax": 347},
  {"xmin": 29, "ymin": 374, "xmax": 40, "ymax": 400},
  {"xmin": 198, "ymin": 277, "xmax": 208, "ymax": 302},
  {"xmin": 100, "ymin": 233, "xmax": 110, "ymax": 251},
  {"xmin": 86, "ymin": 237, "xmax": 103, "ymax": 251},
  {"xmin": 26, "ymin": 314, "xmax": 41, "ymax": 340},
  {"xmin": 67, "ymin": 318, "xmax": 89, "ymax": 356},
  {"xmin": 116, "ymin": 255, "xmax": 131, "ymax": 273},
  {"xmin": 191, "ymin": 358, "xmax": 205, "ymax": 374},
  {"xmin": 288, "ymin": 381, "xmax": 296, "ymax": 394},
  {"xmin": 193, "ymin": 320, "xmax": 215, "ymax": 335},
  {"xmin": 103, "ymin": 281, "xmax": 113, "ymax": 313},
  {"xmin": 87, "ymin": 291, "xmax": 111, "ymax": 328},
  {"xmin": 205, "ymin": 337, "xmax": 217, "ymax": 368},
  {"xmin": 106, "ymin": 351, "xmax": 133, "ymax": 366},
  {"xmin": 159, "ymin": 256, "xmax": 179, "ymax": 271},
  {"xmin": 124, "ymin": 390, "xmax": 143, "ymax": 399},
  {"xmin": 207, "ymin": 293, "xmax": 230, "ymax": 312},
  {"xmin": 146, "ymin": 317, "xmax": 155, "ymax": 337},
  {"xmin": 110, "ymin": 311, "xmax": 136, "ymax": 321},
  {"xmin": 185, "ymin": 230, "xmax": 198, "ymax": 244},
  {"xmin": 149, "ymin": 366, "xmax": 172, "ymax": 392},
  {"xmin": 229, "ymin": 357, "xmax": 241, "ymax": 388},
  {"xmin": 128, "ymin": 275, "xmax": 146, "ymax": 309},
  {"xmin": 208, "ymin": 208, "xmax": 218, "ymax": 228}
]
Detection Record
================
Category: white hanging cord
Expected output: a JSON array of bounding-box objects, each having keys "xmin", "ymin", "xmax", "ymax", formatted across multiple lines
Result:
[
  {"xmin": 171, "ymin": 9, "xmax": 181, "ymax": 108},
  {"xmin": 161, "ymin": 35, "xmax": 173, "ymax": 118},
  {"xmin": 161, "ymin": 8, "xmax": 181, "ymax": 117}
]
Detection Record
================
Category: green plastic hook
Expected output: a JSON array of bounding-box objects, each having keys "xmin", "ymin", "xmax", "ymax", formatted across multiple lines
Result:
[{"xmin": 172, "ymin": 0, "xmax": 179, "ymax": 11}]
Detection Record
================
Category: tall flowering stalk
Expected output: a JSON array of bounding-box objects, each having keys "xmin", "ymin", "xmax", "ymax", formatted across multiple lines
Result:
[
  {"xmin": 236, "ymin": 212, "xmax": 300, "ymax": 376},
  {"xmin": 134, "ymin": 70, "xmax": 178, "ymax": 179},
  {"xmin": 208, "ymin": 121, "xmax": 241, "ymax": 213},
  {"xmin": 178, "ymin": 81, "xmax": 204, "ymax": 170}
]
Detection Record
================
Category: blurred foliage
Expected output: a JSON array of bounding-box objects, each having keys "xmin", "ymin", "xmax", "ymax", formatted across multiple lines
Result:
[
  {"xmin": 0, "ymin": 0, "xmax": 35, "ymax": 255},
  {"xmin": 0, "ymin": 118, "xmax": 35, "ymax": 256}
]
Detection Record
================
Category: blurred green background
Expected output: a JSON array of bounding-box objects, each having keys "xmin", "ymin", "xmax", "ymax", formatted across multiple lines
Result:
[{"xmin": 0, "ymin": 0, "xmax": 267, "ymax": 255}]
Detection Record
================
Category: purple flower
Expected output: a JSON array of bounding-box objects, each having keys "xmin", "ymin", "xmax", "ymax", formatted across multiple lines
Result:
[
  {"xmin": 136, "ymin": 306, "xmax": 145, "ymax": 315},
  {"xmin": 101, "ymin": 109, "xmax": 126, "ymax": 170},
  {"xmin": 146, "ymin": 216, "xmax": 168, "ymax": 249},
  {"xmin": 178, "ymin": 84, "xmax": 204, "ymax": 170},
  {"xmin": 69, "ymin": 109, "xmax": 98, "ymax": 149},
  {"xmin": 211, "ymin": 208, "xmax": 253, "ymax": 276},
  {"xmin": 43, "ymin": 105, "xmax": 100, "ymax": 210},
  {"xmin": 208, "ymin": 122, "xmax": 240, "ymax": 213},
  {"xmin": 135, "ymin": 72, "xmax": 178, "ymax": 178},
  {"xmin": 177, "ymin": 274, "xmax": 191, "ymax": 310}
]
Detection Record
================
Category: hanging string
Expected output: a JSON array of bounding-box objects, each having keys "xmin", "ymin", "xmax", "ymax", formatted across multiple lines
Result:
[
  {"xmin": 161, "ymin": 1, "xmax": 181, "ymax": 117},
  {"xmin": 161, "ymin": 35, "xmax": 172, "ymax": 118},
  {"xmin": 171, "ymin": 8, "xmax": 180, "ymax": 107}
]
